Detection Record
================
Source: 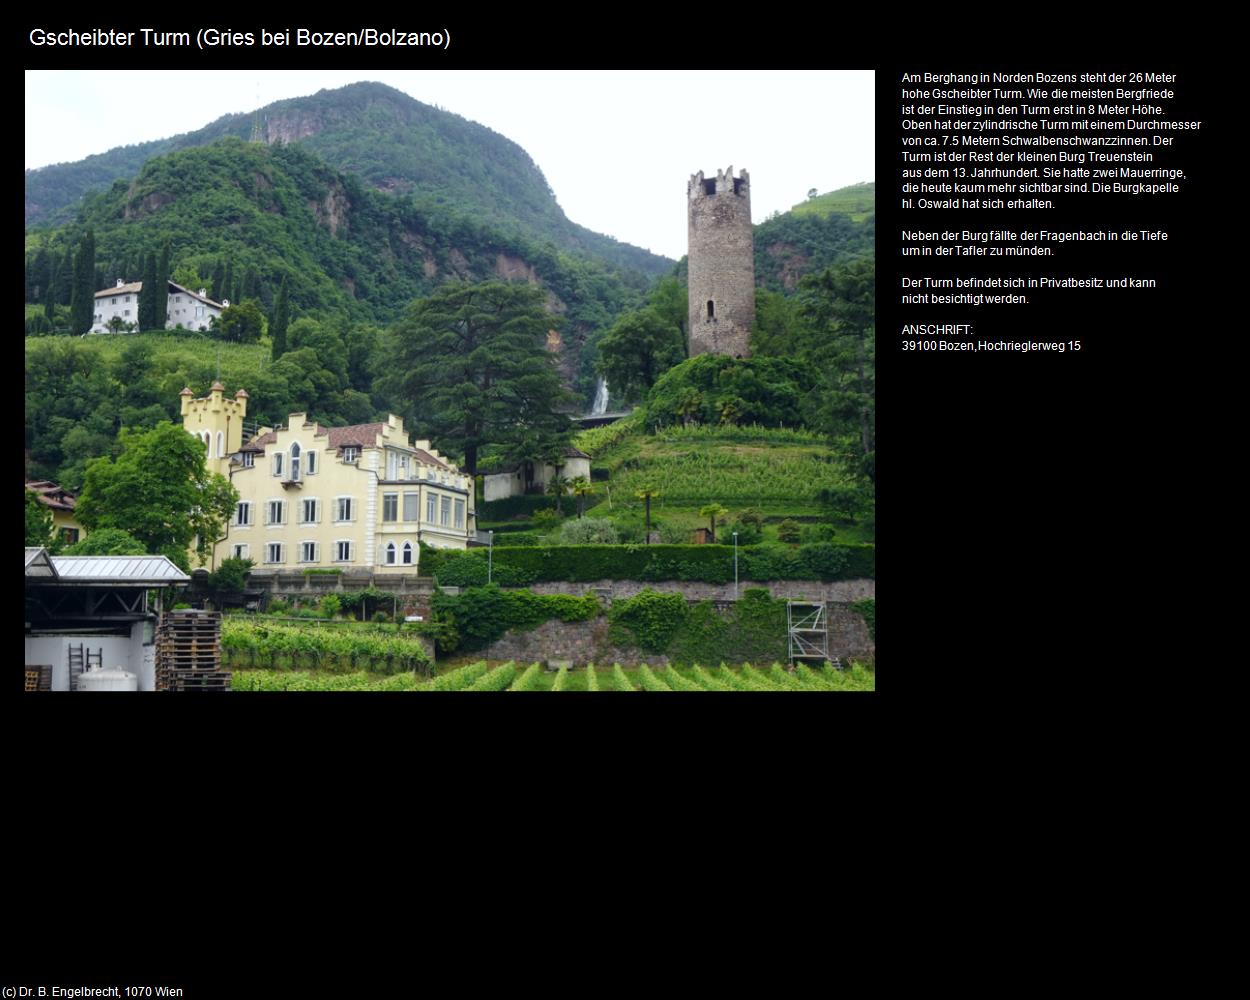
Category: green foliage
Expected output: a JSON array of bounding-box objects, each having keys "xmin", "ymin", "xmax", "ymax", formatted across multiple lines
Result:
[
  {"xmin": 852, "ymin": 598, "xmax": 876, "ymax": 641},
  {"xmin": 789, "ymin": 182, "xmax": 876, "ymax": 223},
  {"xmin": 531, "ymin": 508, "xmax": 563, "ymax": 532},
  {"xmin": 753, "ymin": 187, "xmax": 875, "ymax": 294},
  {"xmin": 270, "ymin": 276, "xmax": 290, "ymax": 359},
  {"xmin": 645, "ymin": 355, "xmax": 821, "ymax": 432},
  {"xmin": 610, "ymin": 664, "xmax": 636, "ymax": 692},
  {"xmin": 60, "ymin": 528, "xmax": 143, "ymax": 556},
  {"xmin": 217, "ymin": 300, "xmax": 264, "ymax": 343},
  {"xmin": 586, "ymin": 665, "xmax": 600, "ymax": 691},
  {"xmin": 377, "ymin": 280, "xmax": 575, "ymax": 475},
  {"xmin": 207, "ymin": 556, "xmax": 254, "ymax": 595},
  {"xmin": 510, "ymin": 663, "xmax": 546, "ymax": 691},
  {"xmin": 573, "ymin": 410, "xmax": 644, "ymax": 455},
  {"xmin": 467, "ymin": 662, "xmax": 518, "ymax": 691},
  {"xmin": 75, "ymin": 422, "xmax": 238, "ymax": 566},
  {"xmin": 69, "ymin": 229, "xmax": 95, "ymax": 336},
  {"xmin": 424, "ymin": 542, "xmax": 874, "ymax": 585},
  {"xmin": 777, "ymin": 519, "xmax": 802, "ymax": 544},
  {"xmin": 660, "ymin": 666, "xmax": 703, "ymax": 692},
  {"xmin": 556, "ymin": 517, "xmax": 619, "ymax": 545},
  {"xmin": 636, "ymin": 665, "xmax": 672, "ymax": 692},
  {"xmin": 220, "ymin": 618, "xmax": 433, "ymax": 675},
  {"xmin": 608, "ymin": 589, "xmax": 688, "ymax": 653},
  {"xmin": 430, "ymin": 660, "xmax": 489, "ymax": 691},
  {"xmin": 479, "ymin": 493, "xmax": 601, "ymax": 522},
  {"xmin": 430, "ymin": 584, "xmax": 599, "ymax": 651},
  {"xmin": 595, "ymin": 308, "xmax": 687, "ymax": 404},
  {"xmin": 320, "ymin": 594, "xmax": 342, "ymax": 619},
  {"xmin": 25, "ymin": 489, "xmax": 55, "ymax": 549},
  {"xmin": 232, "ymin": 669, "xmax": 426, "ymax": 691},
  {"xmin": 551, "ymin": 664, "xmax": 570, "ymax": 691}
]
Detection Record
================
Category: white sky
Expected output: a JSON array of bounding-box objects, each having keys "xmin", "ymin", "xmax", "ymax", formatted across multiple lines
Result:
[{"xmin": 25, "ymin": 70, "xmax": 875, "ymax": 261}]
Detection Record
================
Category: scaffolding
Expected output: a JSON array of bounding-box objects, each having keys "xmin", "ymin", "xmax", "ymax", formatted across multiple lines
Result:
[{"xmin": 787, "ymin": 601, "xmax": 829, "ymax": 666}]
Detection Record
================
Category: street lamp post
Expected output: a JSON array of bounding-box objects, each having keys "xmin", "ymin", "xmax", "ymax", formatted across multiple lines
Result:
[
  {"xmin": 488, "ymin": 530, "xmax": 494, "ymax": 584},
  {"xmin": 733, "ymin": 531, "xmax": 739, "ymax": 601}
]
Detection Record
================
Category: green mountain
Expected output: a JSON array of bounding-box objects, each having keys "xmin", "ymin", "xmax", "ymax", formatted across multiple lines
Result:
[
  {"xmin": 753, "ymin": 182, "xmax": 875, "ymax": 292},
  {"xmin": 25, "ymin": 81, "xmax": 672, "ymax": 277}
]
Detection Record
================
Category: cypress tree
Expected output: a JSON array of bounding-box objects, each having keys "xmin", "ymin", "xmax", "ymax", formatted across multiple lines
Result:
[
  {"xmin": 243, "ymin": 266, "xmax": 259, "ymax": 302},
  {"xmin": 29, "ymin": 248, "xmax": 50, "ymax": 304},
  {"xmin": 139, "ymin": 252, "xmax": 158, "ymax": 331},
  {"xmin": 53, "ymin": 245, "xmax": 74, "ymax": 305},
  {"xmin": 155, "ymin": 240, "xmax": 171, "ymax": 329},
  {"xmin": 221, "ymin": 260, "xmax": 234, "ymax": 305},
  {"xmin": 270, "ymin": 275, "xmax": 289, "ymax": 360},
  {"xmin": 69, "ymin": 228, "xmax": 96, "ymax": 335},
  {"xmin": 210, "ymin": 260, "xmax": 226, "ymax": 302}
]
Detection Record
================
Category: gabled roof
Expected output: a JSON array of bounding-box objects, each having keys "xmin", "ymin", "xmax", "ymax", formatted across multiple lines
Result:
[
  {"xmin": 412, "ymin": 448, "xmax": 450, "ymax": 470},
  {"xmin": 95, "ymin": 282, "xmax": 142, "ymax": 298},
  {"xmin": 320, "ymin": 423, "xmax": 386, "ymax": 451},
  {"xmin": 25, "ymin": 547, "xmax": 57, "ymax": 578},
  {"xmin": 25, "ymin": 480, "xmax": 77, "ymax": 512},
  {"xmin": 47, "ymin": 554, "xmax": 189, "ymax": 586}
]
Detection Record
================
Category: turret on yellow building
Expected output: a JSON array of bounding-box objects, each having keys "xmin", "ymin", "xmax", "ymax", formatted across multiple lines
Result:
[
  {"xmin": 180, "ymin": 381, "xmax": 250, "ymax": 478},
  {"xmin": 179, "ymin": 385, "xmax": 475, "ymax": 574}
]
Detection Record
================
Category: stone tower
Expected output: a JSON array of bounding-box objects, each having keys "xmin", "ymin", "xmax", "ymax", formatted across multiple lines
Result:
[
  {"xmin": 687, "ymin": 166, "xmax": 755, "ymax": 358},
  {"xmin": 180, "ymin": 382, "xmax": 249, "ymax": 477}
]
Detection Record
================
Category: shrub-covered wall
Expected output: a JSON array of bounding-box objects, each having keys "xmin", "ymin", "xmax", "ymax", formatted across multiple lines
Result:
[
  {"xmin": 430, "ymin": 585, "xmax": 599, "ymax": 653},
  {"xmin": 423, "ymin": 542, "xmax": 875, "ymax": 587}
]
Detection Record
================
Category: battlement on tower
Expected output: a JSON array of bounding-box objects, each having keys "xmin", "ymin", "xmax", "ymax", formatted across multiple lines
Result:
[{"xmin": 688, "ymin": 167, "xmax": 750, "ymax": 199}]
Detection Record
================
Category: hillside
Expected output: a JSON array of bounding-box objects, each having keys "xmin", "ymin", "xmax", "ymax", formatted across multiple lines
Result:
[
  {"xmin": 753, "ymin": 182, "xmax": 875, "ymax": 292},
  {"xmin": 27, "ymin": 137, "xmax": 647, "ymax": 394},
  {"xmin": 25, "ymin": 81, "xmax": 672, "ymax": 278}
]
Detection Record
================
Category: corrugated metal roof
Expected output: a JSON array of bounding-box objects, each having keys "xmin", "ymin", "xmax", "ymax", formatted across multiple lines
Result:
[{"xmin": 49, "ymin": 554, "xmax": 189, "ymax": 584}]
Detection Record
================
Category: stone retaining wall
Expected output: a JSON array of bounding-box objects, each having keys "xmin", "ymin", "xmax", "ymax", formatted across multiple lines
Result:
[{"xmin": 515, "ymin": 578, "xmax": 874, "ymax": 603}]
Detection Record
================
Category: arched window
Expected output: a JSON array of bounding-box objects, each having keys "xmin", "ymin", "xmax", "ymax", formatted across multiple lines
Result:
[
  {"xmin": 290, "ymin": 442, "xmax": 301, "ymax": 481},
  {"xmin": 385, "ymin": 542, "xmax": 396, "ymax": 565},
  {"xmin": 402, "ymin": 542, "xmax": 413, "ymax": 566},
  {"xmin": 707, "ymin": 299, "xmax": 715, "ymax": 319},
  {"xmin": 216, "ymin": 431, "xmax": 224, "ymax": 459},
  {"xmin": 201, "ymin": 431, "xmax": 210, "ymax": 452}
]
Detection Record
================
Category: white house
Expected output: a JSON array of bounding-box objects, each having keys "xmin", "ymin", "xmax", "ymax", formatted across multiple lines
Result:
[
  {"xmin": 91, "ymin": 279, "xmax": 227, "ymax": 334},
  {"xmin": 481, "ymin": 447, "xmax": 592, "ymax": 502}
]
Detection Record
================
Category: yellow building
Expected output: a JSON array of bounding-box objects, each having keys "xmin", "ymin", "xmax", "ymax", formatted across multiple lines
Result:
[
  {"xmin": 25, "ymin": 480, "xmax": 87, "ymax": 546},
  {"xmin": 180, "ymin": 383, "xmax": 475, "ymax": 574}
]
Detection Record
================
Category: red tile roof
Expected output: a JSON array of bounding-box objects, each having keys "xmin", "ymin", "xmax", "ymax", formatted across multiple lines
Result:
[
  {"xmin": 318, "ymin": 423, "xmax": 385, "ymax": 451},
  {"xmin": 25, "ymin": 480, "xmax": 76, "ymax": 512},
  {"xmin": 412, "ymin": 448, "xmax": 450, "ymax": 470}
]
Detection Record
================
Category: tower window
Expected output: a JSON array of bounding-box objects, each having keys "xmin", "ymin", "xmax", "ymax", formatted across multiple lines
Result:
[
  {"xmin": 703, "ymin": 178, "xmax": 716, "ymax": 195},
  {"xmin": 707, "ymin": 300, "xmax": 715, "ymax": 319}
]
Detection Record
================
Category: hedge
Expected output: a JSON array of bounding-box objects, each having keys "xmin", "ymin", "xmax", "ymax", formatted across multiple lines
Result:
[
  {"xmin": 478, "ymin": 493, "xmax": 604, "ymax": 521},
  {"xmin": 424, "ymin": 542, "xmax": 874, "ymax": 585},
  {"xmin": 430, "ymin": 585, "xmax": 599, "ymax": 652}
]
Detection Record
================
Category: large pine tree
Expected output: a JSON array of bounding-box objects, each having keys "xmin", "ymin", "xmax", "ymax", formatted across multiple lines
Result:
[{"xmin": 377, "ymin": 280, "xmax": 576, "ymax": 475}]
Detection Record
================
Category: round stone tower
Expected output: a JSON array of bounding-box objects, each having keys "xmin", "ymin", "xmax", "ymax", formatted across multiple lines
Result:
[{"xmin": 687, "ymin": 166, "xmax": 755, "ymax": 358}]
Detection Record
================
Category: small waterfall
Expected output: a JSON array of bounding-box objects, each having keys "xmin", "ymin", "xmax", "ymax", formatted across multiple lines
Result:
[{"xmin": 592, "ymin": 377, "xmax": 610, "ymax": 416}]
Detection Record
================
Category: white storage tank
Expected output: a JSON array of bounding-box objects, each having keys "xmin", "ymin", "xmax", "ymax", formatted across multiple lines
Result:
[{"xmin": 77, "ymin": 666, "xmax": 139, "ymax": 692}]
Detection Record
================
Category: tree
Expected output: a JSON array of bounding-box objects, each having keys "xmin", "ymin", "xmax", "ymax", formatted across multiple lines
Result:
[
  {"xmin": 28, "ymin": 248, "xmax": 51, "ymax": 304},
  {"xmin": 270, "ymin": 275, "xmax": 290, "ymax": 360},
  {"xmin": 69, "ymin": 228, "xmax": 96, "ymax": 335},
  {"xmin": 52, "ymin": 244, "xmax": 74, "ymax": 306},
  {"xmin": 569, "ymin": 476, "xmax": 594, "ymax": 518},
  {"xmin": 377, "ymin": 281, "xmax": 575, "ymax": 476},
  {"xmin": 545, "ymin": 472, "xmax": 568, "ymax": 516},
  {"xmin": 64, "ymin": 528, "xmax": 145, "ymax": 556},
  {"xmin": 155, "ymin": 240, "xmax": 171, "ymax": 328},
  {"xmin": 216, "ymin": 300, "xmax": 265, "ymax": 343},
  {"xmin": 808, "ymin": 188, "xmax": 819, "ymax": 200},
  {"xmin": 635, "ymin": 485, "xmax": 660, "ymax": 543},
  {"xmin": 138, "ymin": 252, "xmax": 158, "ymax": 331},
  {"xmin": 25, "ymin": 488, "xmax": 55, "ymax": 548},
  {"xmin": 797, "ymin": 257, "xmax": 875, "ymax": 477},
  {"xmin": 699, "ymin": 503, "xmax": 728, "ymax": 543},
  {"xmin": 207, "ymin": 556, "xmax": 254, "ymax": 596},
  {"xmin": 210, "ymin": 259, "xmax": 226, "ymax": 302},
  {"xmin": 75, "ymin": 422, "xmax": 239, "ymax": 570},
  {"xmin": 595, "ymin": 308, "xmax": 686, "ymax": 403}
]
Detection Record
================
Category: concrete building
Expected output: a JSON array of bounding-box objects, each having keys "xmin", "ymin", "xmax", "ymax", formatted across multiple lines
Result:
[
  {"xmin": 687, "ymin": 167, "xmax": 755, "ymax": 358},
  {"xmin": 181, "ymin": 383, "xmax": 475, "ymax": 575},
  {"xmin": 25, "ymin": 479, "xmax": 87, "ymax": 546},
  {"xmin": 24, "ymin": 548, "xmax": 189, "ymax": 691},
  {"xmin": 91, "ymin": 279, "xmax": 225, "ymax": 334},
  {"xmin": 481, "ymin": 447, "xmax": 591, "ymax": 502}
]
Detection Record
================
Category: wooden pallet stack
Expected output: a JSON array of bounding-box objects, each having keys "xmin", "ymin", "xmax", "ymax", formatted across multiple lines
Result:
[{"xmin": 155, "ymin": 610, "xmax": 230, "ymax": 692}]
